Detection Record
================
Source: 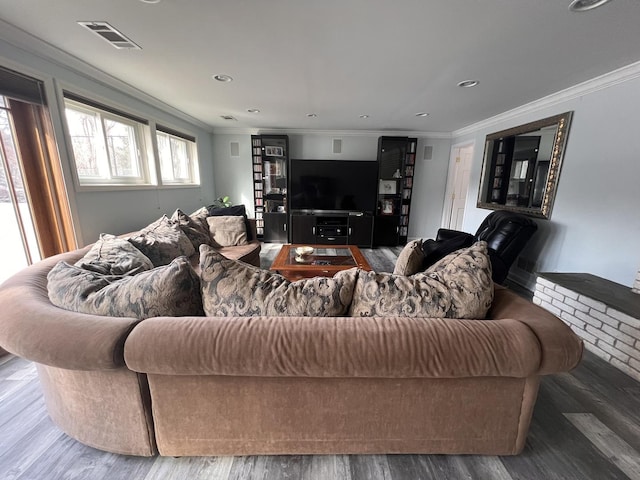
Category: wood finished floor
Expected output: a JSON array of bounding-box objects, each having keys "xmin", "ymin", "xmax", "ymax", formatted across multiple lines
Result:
[{"xmin": 1, "ymin": 245, "xmax": 640, "ymax": 480}]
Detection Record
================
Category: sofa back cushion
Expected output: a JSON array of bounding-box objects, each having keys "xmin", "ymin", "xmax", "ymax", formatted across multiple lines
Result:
[
  {"xmin": 349, "ymin": 241, "xmax": 493, "ymax": 319},
  {"xmin": 128, "ymin": 215, "xmax": 195, "ymax": 266},
  {"xmin": 47, "ymin": 256, "xmax": 203, "ymax": 319},
  {"xmin": 206, "ymin": 216, "xmax": 248, "ymax": 247},
  {"xmin": 206, "ymin": 204, "xmax": 254, "ymax": 241},
  {"xmin": 75, "ymin": 233, "xmax": 153, "ymax": 276},
  {"xmin": 199, "ymin": 245, "xmax": 357, "ymax": 317}
]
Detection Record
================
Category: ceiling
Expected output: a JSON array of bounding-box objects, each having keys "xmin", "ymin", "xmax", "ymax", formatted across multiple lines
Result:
[{"xmin": 1, "ymin": 0, "xmax": 640, "ymax": 133}]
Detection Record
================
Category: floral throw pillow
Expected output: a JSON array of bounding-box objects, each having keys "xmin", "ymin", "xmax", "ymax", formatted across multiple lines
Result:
[
  {"xmin": 392, "ymin": 239, "xmax": 425, "ymax": 276},
  {"xmin": 128, "ymin": 215, "xmax": 195, "ymax": 267},
  {"xmin": 199, "ymin": 245, "xmax": 357, "ymax": 317},
  {"xmin": 75, "ymin": 233, "xmax": 154, "ymax": 276},
  {"xmin": 47, "ymin": 256, "xmax": 203, "ymax": 319},
  {"xmin": 171, "ymin": 208, "xmax": 211, "ymax": 250},
  {"xmin": 349, "ymin": 241, "xmax": 493, "ymax": 319}
]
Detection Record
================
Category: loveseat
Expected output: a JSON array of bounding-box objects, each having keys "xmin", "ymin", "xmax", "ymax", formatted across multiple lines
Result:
[{"xmin": 0, "ymin": 216, "xmax": 583, "ymax": 457}]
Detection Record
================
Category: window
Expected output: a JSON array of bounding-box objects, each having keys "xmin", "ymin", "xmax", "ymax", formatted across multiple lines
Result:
[
  {"xmin": 156, "ymin": 128, "xmax": 199, "ymax": 185},
  {"xmin": 64, "ymin": 98, "xmax": 150, "ymax": 185}
]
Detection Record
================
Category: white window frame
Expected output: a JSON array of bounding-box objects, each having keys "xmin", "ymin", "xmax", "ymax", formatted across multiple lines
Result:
[
  {"xmin": 64, "ymin": 99, "xmax": 152, "ymax": 186},
  {"xmin": 156, "ymin": 128, "xmax": 200, "ymax": 186}
]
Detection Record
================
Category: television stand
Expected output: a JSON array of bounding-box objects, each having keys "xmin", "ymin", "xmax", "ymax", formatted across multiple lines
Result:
[{"xmin": 290, "ymin": 212, "xmax": 373, "ymax": 248}]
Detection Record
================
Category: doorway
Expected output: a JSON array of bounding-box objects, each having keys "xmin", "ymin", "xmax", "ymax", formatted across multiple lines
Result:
[
  {"xmin": 0, "ymin": 67, "xmax": 76, "ymax": 283},
  {"xmin": 0, "ymin": 96, "xmax": 40, "ymax": 283},
  {"xmin": 442, "ymin": 142, "xmax": 474, "ymax": 230}
]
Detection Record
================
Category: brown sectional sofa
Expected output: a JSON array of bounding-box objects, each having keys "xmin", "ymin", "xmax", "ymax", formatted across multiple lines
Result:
[{"xmin": 0, "ymin": 229, "xmax": 583, "ymax": 457}]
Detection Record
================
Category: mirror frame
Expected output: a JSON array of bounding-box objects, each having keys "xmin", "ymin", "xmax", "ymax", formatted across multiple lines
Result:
[{"xmin": 477, "ymin": 111, "xmax": 573, "ymax": 219}]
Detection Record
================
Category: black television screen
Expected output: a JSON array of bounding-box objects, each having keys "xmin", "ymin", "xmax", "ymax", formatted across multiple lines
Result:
[{"xmin": 289, "ymin": 159, "xmax": 378, "ymax": 214}]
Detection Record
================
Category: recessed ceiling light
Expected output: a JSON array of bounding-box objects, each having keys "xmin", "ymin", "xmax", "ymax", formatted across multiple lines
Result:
[
  {"xmin": 359, "ymin": 114, "xmax": 369, "ymax": 119},
  {"xmin": 568, "ymin": 0, "xmax": 612, "ymax": 11},
  {"xmin": 139, "ymin": 0, "xmax": 161, "ymax": 3},
  {"xmin": 457, "ymin": 80, "xmax": 479, "ymax": 88},
  {"xmin": 247, "ymin": 109, "xmax": 260, "ymax": 114},
  {"xmin": 213, "ymin": 74, "xmax": 233, "ymax": 82},
  {"xmin": 415, "ymin": 112, "xmax": 429, "ymax": 117},
  {"xmin": 307, "ymin": 113, "xmax": 318, "ymax": 118},
  {"xmin": 220, "ymin": 115, "xmax": 237, "ymax": 121}
]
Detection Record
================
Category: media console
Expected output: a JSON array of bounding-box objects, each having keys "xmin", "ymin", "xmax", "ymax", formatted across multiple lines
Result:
[{"xmin": 290, "ymin": 212, "xmax": 374, "ymax": 248}]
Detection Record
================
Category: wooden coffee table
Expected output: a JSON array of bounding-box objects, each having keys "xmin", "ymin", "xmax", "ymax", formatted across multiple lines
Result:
[{"xmin": 270, "ymin": 244, "xmax": 372, "ymax": 281}]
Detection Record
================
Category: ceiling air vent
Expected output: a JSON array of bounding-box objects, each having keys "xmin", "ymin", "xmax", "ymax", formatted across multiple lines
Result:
[
  {"xmin": 220, "ymin": 115, "xmax": 237, "ymax": 121},
  {"xmin": 77, "ymin": 21, "xmax": 141, "ymax": 50}
]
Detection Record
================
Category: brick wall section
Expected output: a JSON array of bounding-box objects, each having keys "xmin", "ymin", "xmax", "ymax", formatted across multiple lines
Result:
[
  {"xmin": 534, "ymin": 276, "xmax": 640, "ymax": 382},
  {"xmin": 633, "ymin": 268, "xmax": 640, "ymax": 294}
]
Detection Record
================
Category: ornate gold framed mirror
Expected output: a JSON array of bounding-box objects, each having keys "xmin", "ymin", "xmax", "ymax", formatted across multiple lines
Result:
[{"xmin": 477, "ymin": 111, "xmax": 573, "ymax": 219}]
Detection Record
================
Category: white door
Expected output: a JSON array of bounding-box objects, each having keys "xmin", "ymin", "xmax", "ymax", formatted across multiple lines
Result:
[{"xmin": 442, "ymin": 143, "xmax": 474, "ymax": 230}]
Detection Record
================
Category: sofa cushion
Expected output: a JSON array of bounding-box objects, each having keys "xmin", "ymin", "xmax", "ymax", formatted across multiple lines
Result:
[
  {"xmin": 170, "ymin": 208, "xmax": 211, "ymax": 250},
  {"xmin": 75, "ymin": 233, "xmax": 154, "ymax": 276},
  {"xmin": 128, "ymin": 215, "xmax": 195, "ymax": 266},
  {"xmin": 207, "ymin": 204, "xmax": 253, "ymax": 241},
  {"xmin": 393, "ymin": 239, "xmax": 425, "ymax": 275},
  {"xmin": 199, "ymin": 245, "xmax": 357, "ymax": 317},
  {"xmin": 349, "ymin": 241, "xmax": 493, "ymax": 319},
  {"xmin": 47, "ymin": 256, "xmax": 203, "ymax": 319},
  {"xmin": 206, "ymin": 215, "xmax": 248, "ymax": 247}
]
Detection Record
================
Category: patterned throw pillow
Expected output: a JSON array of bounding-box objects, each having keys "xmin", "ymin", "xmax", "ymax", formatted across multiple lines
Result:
[
  {"xmin": 128, "ymin": 215, "xmax": 195, "ymax": 266},
  {"xmin": 206, "ymin": 216, "xmax": 248, "ymax": 248},
  {"xmin": 47, "ymin": 256, "xmax": 203, "ymax": 319},
  {"xmin": 75, "ymin": 233, "xmax": 154, "ymax": 276},
  {"xmin": 189, "ymin": 206, "xmax": 210, "ymax": 232},
  {"xmin": 393, "ymin": 239, "xmax": 425, "ymax": 275},
  {"xmin": 206, "ymin": 204, "xmax": 253, "ymax": 241},
  {"xmin": 349, "ymin": 241, "xmax": 493, "ymax": 319},
  {"xmin": 171, "ymin": 209, "xmax": 211, "ymax": 250},
  {"xmin": 199, "ymin": 245, "xmax": 357, "ymax": 317}
]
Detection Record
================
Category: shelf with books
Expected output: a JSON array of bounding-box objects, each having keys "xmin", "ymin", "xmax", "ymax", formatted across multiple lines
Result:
[
  {"xmin": 250, "ymin": 134, "xmax": 289, "ymax": 242},
  {"xmin": 374, "ymin": 136, "xmax": 417, "ymax": 246}
]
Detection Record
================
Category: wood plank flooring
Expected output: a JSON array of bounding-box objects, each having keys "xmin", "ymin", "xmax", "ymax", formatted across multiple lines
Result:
[{"xmin": 1, "ymin": 246, "xmax": 640, "ymax": 479}]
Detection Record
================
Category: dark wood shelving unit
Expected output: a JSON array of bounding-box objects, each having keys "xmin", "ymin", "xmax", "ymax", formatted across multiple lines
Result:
[
  {"xmin": 374, "ymin": 136, "xmax": 417, "ymax": 246},
  {"xmin": 251, "ymin": 134, "xmax": 289, "ymax": 242}
]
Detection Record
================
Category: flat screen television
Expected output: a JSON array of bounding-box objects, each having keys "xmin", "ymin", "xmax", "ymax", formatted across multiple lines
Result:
[{"xmin": 289, "ymin": 159, "xmax": 378, "ymax": 214}]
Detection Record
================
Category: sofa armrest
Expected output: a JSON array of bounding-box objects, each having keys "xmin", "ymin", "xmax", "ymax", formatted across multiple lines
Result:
[
  {"xmin": 0, "ymin": 250, "xmax": 140, "ymax": 371},
  {"xmin": 125, "ymin": 315, "xmax": 542, "ymax": 379},
  {"xmin": 489, "ymin": 285, "xmax": 583, "ymax": 375}
]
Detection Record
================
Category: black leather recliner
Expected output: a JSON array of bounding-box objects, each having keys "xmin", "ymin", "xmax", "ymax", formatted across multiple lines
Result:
[{"xmin": 432, "ymin": 210, "xmax": 538, "ymax": 284}]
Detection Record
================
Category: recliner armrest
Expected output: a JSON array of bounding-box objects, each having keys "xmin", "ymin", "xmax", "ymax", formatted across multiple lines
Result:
[{"xmin": 436, "ymin": 228, "xmax": 475, "ymax": 243}]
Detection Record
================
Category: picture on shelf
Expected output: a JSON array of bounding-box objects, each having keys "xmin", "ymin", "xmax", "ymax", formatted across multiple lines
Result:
[
  {"xmin": 379, "ymin": 179, "xmax": 397, "ymax": 195},
  {"xmin": 265, "ymin": 146, "xmax": 284, "ymax": 156},
  {"xmin": 382, "ymin": 199, "xmax": 394, "ymax": 215}
]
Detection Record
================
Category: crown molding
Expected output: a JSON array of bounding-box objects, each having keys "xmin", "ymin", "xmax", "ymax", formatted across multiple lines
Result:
[
  {"xmin": 0, "ymin": 19, "xmax": 211, "ymax": 131},
  {"xmin": 453, "ymin": 60, "xmax": 640, "ymax": 138},
  {"xmin": 212, "ymin": 127, "xmax": 452, "ymax": 139}
]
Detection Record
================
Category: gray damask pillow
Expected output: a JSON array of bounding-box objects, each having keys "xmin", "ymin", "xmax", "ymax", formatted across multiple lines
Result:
[
  {"xmin": 393, "ymin": 239, "xmax": 425, "ymax": 276},
  {"xmin": 199, "ymin": 245, "xmax": 357, "ymax": 317},
  {"xmin": 75, "ymin": 233, "xmax": 154, "ymax": 276},
  {"xmin": 171, "ymin": 208, "xmax": 211, "ymax": 250},
  {"xmin": 128, "ymin": 215, "xmax": 195, "ymax": 266},
  {"xmin": 189, "ymin": 206, "xmax": 210, "ymax": 232},
  {"xmin": 47, "ymin": 256, "xmax": 203, "ymax": 319},
  {"xmin": 349, "ymin": 241, "xmax": 493, "ymax": 319}
]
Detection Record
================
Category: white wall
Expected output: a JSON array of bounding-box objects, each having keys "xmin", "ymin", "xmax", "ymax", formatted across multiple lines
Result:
[
  {"xmin": 0, "ymin": 32, "xmax": 216, "ymax": 246},
  {"xmin": 453, "ymin": 73, "xmax": 640, "ymax": 288},
  {"xmin": 212, "ymin": 132, "xmax": 451, "ymax": 239}
]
